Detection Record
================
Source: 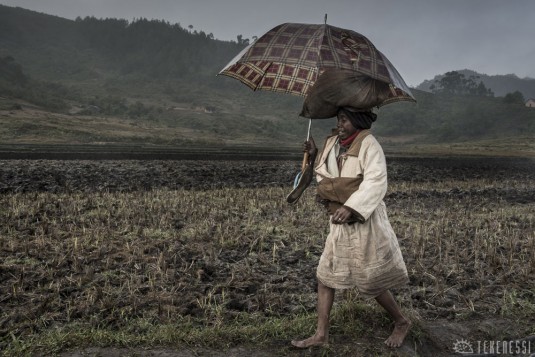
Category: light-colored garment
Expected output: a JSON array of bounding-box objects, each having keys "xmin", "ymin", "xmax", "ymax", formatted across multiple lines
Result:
[{"xmin": 315, "ymin": 133, "xmax": 409, "ymax": 298}]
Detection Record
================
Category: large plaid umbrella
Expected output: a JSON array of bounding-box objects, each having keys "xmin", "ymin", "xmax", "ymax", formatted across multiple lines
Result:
[
  {"xmin": 219, "ymin": 21, "xmax": 415, "ymax": 203},
  {"xmin": 219, "ymin": 22, "xmax": 415, "ymax": 119}
]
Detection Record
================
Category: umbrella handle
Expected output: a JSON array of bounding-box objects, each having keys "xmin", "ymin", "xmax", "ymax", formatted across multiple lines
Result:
[
  {"xmin": 301, "ymin": 152, "xmax": 309, "ymax": 172},
  {"xmin": 301, "ymin": 118, "xmax": 312, "ymax": 171}
]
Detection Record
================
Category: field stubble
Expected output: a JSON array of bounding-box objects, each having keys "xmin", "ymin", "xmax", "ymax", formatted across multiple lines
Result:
[{"xmin": 0, "ymin": 157, "xmax": 534, "ymax": 356}]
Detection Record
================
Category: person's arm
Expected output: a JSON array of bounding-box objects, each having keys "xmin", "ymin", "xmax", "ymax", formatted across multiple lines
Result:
[
  {"xmin": 303, "ymin": 137, "xmax": 318, "ymax": 166},
  {"xmin": 343, "ymin": 138, "xmax": 388, "ymax": 221}
]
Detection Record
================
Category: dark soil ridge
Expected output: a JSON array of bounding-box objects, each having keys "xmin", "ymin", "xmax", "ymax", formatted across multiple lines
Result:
[
  {"xmin": 0, "ymin": 144, "xmax": 302, "ymax": 161},
  {"xmin": 1, "ymin": 144, "xmax": 534, "ymax": 162},
  {"xmin": 1, "ymin": 156, "xmax": 534, "ymax": 197}
]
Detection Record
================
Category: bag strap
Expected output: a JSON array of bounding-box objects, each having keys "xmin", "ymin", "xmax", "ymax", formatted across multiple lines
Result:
[{"xmin": 314, "ymin": 133, "xmax": 336, "ymax": 167}]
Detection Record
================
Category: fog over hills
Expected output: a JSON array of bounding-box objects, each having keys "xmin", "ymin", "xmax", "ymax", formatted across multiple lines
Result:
[
  {"xmin": 1, "ymin": 4, "xmax": 534, "ymax": 146},
  {"xmin": 417, "ymin": 70, "xmax": 535, "ymax": 99}
]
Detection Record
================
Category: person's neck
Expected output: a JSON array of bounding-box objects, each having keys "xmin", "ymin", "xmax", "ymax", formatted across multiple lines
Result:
[{"xmin": 339, "ymin": 130, "xmax": 360, "ymax": 148}]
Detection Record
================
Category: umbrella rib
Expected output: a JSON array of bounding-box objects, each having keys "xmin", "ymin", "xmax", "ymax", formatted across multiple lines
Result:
[
  {"xmin": 316, "ymin": 23, "xmax": 328, "ymax": 72},
  {"xmin": 255, "ymin": 62, "xmax": 274, "ymax": 92}
]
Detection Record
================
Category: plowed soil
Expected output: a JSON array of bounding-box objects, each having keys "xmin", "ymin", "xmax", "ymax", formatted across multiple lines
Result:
[{"xmin": 1, "ymin": 156, "xmax": 534, "ymax": 357}]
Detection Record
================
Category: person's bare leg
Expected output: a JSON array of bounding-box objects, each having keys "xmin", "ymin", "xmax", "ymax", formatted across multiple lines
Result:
[
  {"xmin": 375, "ymin": 290, "xmax": 411, "ymax": 348},
  {"xmin": 291, "ymin": 281, "xmax": 334, "ymax": 348}
]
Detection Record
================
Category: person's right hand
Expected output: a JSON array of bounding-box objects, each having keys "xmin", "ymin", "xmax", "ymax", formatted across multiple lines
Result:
[{"xmin": 303, "ymin": 137, "xmax": 317, "ymax": 157}]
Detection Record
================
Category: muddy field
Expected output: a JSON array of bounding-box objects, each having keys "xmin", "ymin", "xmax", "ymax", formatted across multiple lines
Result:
[
  {"xmin": 1, "ymin": 156, "xmax": 535, "ymax": 356},
  {"xmin": 1, "ymin": 156, "xmax": 534, "ymax": 193}
]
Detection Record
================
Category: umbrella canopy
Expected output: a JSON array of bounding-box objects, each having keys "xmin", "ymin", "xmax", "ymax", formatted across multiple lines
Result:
[{"xmin": 219, "ymin": 22, "xmax": 415, "ymax": 118}]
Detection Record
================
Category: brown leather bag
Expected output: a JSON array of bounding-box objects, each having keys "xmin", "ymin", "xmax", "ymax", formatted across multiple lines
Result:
[{"xmin": 316, "ymin": 175, "xmax": 363, "ymax": 216}]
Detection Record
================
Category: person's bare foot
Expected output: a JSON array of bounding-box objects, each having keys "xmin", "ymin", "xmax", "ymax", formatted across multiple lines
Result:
[
  {"xmin": 291, "ymin": 334, "xmax": 328, "ymax": 348},
  {"xmin": 384, "ymin": 319, "xmax": 411, "ymax": 348}
]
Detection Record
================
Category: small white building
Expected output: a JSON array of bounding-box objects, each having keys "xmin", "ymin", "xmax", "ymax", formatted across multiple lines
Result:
[{"xmin": 526, "ymin": 99, "xmax": 535, "ymax": 108}]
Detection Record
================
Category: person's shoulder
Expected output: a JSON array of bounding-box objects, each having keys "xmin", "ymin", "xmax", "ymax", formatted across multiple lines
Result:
[
  {"xmin": 362, "ymin": 132, "xmax": 381, "ymax": 147},
  {"xmin": 361, "ymin": 133, "xmax": 385, "ymax": 155}
]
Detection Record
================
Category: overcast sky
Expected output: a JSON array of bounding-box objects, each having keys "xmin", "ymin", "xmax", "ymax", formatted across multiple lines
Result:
[{"xmin": 2, "ymin": 0, "xmax": 534, "ymax": 86}]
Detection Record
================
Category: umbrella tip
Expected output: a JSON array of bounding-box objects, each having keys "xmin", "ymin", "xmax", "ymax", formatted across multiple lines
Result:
[{"xmin": 324, "ymin": 13, "xmax": 328, "ymax": 24}]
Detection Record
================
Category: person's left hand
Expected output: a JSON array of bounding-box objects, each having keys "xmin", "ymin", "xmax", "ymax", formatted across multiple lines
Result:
[
  {"xmin": 332, "ymin": 206, "xmax": 352, "ymax": 224},
  {"xmin": 302, "ymin": 137, "xmax": 317, "ymax": 156}
]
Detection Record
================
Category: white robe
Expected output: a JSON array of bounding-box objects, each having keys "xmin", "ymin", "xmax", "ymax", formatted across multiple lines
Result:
[{"xmin": 315, "ymin": 133, "xmax": 409, "ymax": 298}]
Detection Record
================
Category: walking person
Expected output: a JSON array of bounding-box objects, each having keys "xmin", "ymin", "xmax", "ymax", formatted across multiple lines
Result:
[{"xmin": 291, "ymin": 107, "xmax": 411, "ymax": 349}]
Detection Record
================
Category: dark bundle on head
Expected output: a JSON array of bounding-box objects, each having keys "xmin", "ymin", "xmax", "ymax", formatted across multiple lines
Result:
[{"xmin": 339, "ymin": 107, "xmax": 377, "ymax": 129}]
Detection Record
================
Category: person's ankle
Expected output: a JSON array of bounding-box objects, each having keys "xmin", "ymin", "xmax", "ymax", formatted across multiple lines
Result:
[
  {"xmin": 314, "ymin": 332, "xmax": 328, "ymax": 340},
  {"xmin": 395, "ymin": 317, "xmax": 411, "ymax": 326}
]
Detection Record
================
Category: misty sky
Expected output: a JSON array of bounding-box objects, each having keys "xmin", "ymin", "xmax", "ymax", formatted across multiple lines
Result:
[{"xmin": 2, "ymin": 0, "xmax": 534, "ymax": 86}]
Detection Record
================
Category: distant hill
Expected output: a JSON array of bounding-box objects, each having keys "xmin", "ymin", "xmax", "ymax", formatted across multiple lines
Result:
[
  {"xmin": 417, "ymin": 69, "xmax": 535, "ymax": 99},
  {"xmin": 0, "ymin": 4, "xmax": 534, "ymax": 148},
  {"xmin": 0, "ymin": 4, "xmax": 319, "ymax": 145},
  {"xmin": 0, "ymin": 4, "xmax": 247, "ymax": 81}
]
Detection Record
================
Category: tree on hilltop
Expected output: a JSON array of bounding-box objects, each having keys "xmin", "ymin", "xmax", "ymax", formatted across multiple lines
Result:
[
  {"xmin": 430, "ymin": 71, "xmax": 494, "ymax": 96},
  {"xmin": 503, "ymin": 90, "xmax": 525, "ymax": 105}
]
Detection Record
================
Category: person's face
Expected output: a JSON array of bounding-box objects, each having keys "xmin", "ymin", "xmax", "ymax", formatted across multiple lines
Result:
[{"xmin": 337, "ymin": 112, "xmax": 357, "ymax": 139}]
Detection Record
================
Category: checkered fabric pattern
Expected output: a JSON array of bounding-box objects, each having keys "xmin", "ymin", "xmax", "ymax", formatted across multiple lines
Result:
[
  {"xmin": 221, "ymin": 60, "xmax": 319, "ymax": 97},
  {"xmin": 220, "ymin": 22, "xmax": 414, "ymax": 104}
]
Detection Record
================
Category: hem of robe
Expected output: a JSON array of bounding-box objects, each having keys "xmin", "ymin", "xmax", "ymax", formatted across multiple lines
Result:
[{"xmin": 316, "ymin": 268, "xmax": 409, "ymax": 299}]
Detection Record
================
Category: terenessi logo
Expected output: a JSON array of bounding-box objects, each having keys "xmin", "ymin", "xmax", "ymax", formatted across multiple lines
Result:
[{"xmin": 453, "ymin": 338, "xmax": 533, "ymax": 355}]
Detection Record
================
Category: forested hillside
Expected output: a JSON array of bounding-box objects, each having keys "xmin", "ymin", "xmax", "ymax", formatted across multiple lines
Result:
[
  {"xmin": 0, "ymin": 5, "xmax": 243, "ymax": 79},
  {"xmin": 1, "ymin": 4, "xmax": 534, "ymax": 147}
]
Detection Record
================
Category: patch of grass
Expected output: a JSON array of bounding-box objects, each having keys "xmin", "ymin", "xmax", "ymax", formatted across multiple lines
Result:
[{"xmin": 4, "ymin": 302, "xmax": 390, "ymax": 356}]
